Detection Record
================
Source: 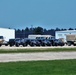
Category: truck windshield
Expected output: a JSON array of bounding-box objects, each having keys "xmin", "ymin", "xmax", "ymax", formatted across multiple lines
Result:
[{"xmin": 0, "ymin": 36, "xmax": 3, "ymax": 39}]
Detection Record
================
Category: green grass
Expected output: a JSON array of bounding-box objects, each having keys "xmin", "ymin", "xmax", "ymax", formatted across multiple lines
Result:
[
  {"xmin": 0, "ymin": 60, "xmax": 76, "ymax": 75},
  {"xmin": 0, "ymin": 48, "xmax": 76, "ymax": 53}
]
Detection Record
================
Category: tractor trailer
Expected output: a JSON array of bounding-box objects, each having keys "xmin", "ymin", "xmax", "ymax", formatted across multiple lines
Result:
[
  {"xmin": 0, "ymin": 28, "xmax": 15, "ymax": 46},
  {"xmin": 66, "ymin": 34, "xmax": 76, "ymax": 46}
]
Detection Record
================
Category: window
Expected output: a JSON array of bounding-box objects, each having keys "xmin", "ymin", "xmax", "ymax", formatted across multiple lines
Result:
[
  {"xmin": 58, "ymin": 34, "xmax": 62, "ymax": 36},
  {"xmin": 0, "ymin": 36, "xmax": 3, "ymax": 39}
]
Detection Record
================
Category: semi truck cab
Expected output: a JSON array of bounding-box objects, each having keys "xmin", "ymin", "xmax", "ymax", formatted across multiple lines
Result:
[{"xmin": 0, "ymin": 36, "xmax": 8, "ymax": 46}]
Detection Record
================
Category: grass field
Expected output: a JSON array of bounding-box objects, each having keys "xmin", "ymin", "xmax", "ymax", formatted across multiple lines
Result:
[
  {"xmin": 0, "ymin": 48, "xmax": 76, "ymax": 53},
  {"xmin": 0, "ymin": 60, "xmax": 76, "ymax": 75}
]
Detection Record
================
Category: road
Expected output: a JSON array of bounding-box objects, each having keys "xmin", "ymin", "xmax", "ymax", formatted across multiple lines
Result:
[{"xmin": 0, "ymin": 52, "xmax": 76, "ymax": 62}]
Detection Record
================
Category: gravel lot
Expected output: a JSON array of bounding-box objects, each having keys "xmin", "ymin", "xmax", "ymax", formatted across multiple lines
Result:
[
  {"xmin": 0, "ymin": 52, "xmax": 76, "ymax": 62},
  {"xmin": 0, "ymin": 46, "xmax": 76, "ymax": 62},
  {"xmin": 0, "ymin": 45, "xmax": 76, "ymax": 50}
]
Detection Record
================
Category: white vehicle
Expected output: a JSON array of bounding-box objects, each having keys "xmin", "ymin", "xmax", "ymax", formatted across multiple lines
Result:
[
  {"xmin": 28, "ymin": 35, "xmax": 53, "ymax": 39},
  {"xmin": 0, "ymin": 28, "xmax": 15, "ymax": 46}
]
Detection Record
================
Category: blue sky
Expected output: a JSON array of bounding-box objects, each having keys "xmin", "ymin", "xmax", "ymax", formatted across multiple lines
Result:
[{"xmin": 0, "ymin": 0, "xmax": 76, "ymax": 29}]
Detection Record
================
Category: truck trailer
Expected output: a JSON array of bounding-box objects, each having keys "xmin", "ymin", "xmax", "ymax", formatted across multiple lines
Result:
[
  {"xmin": 66, "ymin": 34, "xmax": 76, "ymax": 46},
  {"xmin": 0, "ymin": 28, "xmax": 15, "ymax": 46}
]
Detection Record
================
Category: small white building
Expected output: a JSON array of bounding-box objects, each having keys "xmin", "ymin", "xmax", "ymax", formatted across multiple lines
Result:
[
  {"xmin": 55, "ymin": 30, "xmax": 76, "ymax": 42},
  {"xmin": 0, "ymin": 28, "xmax": 15, "ymax": 41}
]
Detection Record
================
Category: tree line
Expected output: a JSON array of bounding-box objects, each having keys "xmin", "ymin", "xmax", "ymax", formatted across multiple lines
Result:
[{"xmin": 15, "ymin": 26, "xmax": 76, "ymax": 38}]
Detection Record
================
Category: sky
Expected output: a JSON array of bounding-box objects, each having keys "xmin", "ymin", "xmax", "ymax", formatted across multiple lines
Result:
[{"xmin": 0, "ymin": 0, "xmax": 76, "ymax": 29}]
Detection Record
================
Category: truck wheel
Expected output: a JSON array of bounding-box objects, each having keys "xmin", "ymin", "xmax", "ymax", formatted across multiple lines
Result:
[
  {"xmin": 16, "ymin": 43, "xmax": 19, "ymax": 47},
  {"xmin": 10, "ymin": 44, "xmax": 13, "ymax": 47},
  {"xmin": 5, "ymin": 44, "xmax": 8, "ymax": 46},
  {"xmin": 74, "ymin": 44, "xmax": 76, "ymax": 46},
  {"xmin": 67, "ymin": 42, "xmax": 71, "ymax": 46},
  {"xmin": 0, "ymin": 44, "xmax": 2, "ymax": 47},
  {"xmin": 30, "ymin": 43, "xmax": 34, "ymax": 47},
  {"xmin": 23, "ymin": 43, "xmax": 27, "ymax": 47},
  {"xmin": 41, "ymin": 43, "xmax": 45, "ymax": 46}
]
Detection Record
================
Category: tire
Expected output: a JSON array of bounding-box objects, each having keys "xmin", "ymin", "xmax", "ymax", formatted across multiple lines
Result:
[
  {"xmin": 5, "ymin": 44, "xmax": 8, "ymax": 46},
  {"xmin": 23, "ymin": 43, "xmax": 27, "ymax": 47},
  {"xmin": 30, "ymin": 43, "xmax": 34, "ymax": 47},
  {"xmin": 67, "ymin": 42, "xmax": 71, "ymax": 46},
  {"xmin": 74, "ymin": 44, "xmax": 76, "ymax": 46},
  {"xmin": 41, "ymin": 43, "xmax": 45, "ymax": 46},
  {"xmin": 36, "ymin": 44, "xmax": 40, "ymax": 46},
  {"xmin": 16, "ymin": 43, "xmax": 19, "ymax": 47},
  {"xmin": 0, "ymin": 44, "xmax": 2, "ymax": 47},
  {"xmin": 10, "ymin": 44, "xmax": 13, "ymax": 47},
  {"xmin": 54, "ymin": 43, "xmax": 58, "ymax": 46}
]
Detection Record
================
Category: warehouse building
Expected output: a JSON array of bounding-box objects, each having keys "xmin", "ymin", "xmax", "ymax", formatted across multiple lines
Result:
[{"xmin": 55, "ymin": 30, "xmax": 76, "ymax": 42}]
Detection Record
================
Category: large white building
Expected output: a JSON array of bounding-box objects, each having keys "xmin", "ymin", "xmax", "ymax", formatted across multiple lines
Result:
[
  {"xmin": 0, "ymin": 28, "xmax": 15, "ymax": 41},
  {"xmin": 55, "ymin": 30, "xmax": 76, "ymax": 42}
]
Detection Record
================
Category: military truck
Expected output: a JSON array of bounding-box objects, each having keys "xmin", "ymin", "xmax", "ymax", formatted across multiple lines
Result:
[{"xmin": 66, "ymin": 34, "xmax": 76, "ymax": 46}]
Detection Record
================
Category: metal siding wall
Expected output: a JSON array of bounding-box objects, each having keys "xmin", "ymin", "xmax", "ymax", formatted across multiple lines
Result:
[
  {"xmin": 0, "ymin": 28, "xmax": 15, "ymax": 41},
  {"xmin": 55, "ymin": 31, "xmax": 76, "ymax": 42}
]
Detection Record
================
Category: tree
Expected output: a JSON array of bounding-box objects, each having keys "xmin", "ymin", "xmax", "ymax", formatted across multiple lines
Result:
[
  {"xmin": 68, "ymin": 28, "xmax": 74, "ymax": 30},
  {"xmin": 16, "ymin": 29, "xmax": 21, "ymax": 33},
  {"xmin": 61, "ymin": 28, "xmax": 67, "ymax": 31},
  {"xmin": 25, "ymin": 27, "xmax": 29, "ymax": 32},
  {"xmin": 34, "ymin": 27, "xmax": 43, "ymax": 34},
  {"xmin": 22, "ymin": 29, "xmax": 24, "ymax": 33},
  {"xmin": 55, "ymin": 27, "xmax": 60, "ymax": 31},
  {"xmin": 43, "ymin": 29, "xmax": 47, "ymax": 32}
]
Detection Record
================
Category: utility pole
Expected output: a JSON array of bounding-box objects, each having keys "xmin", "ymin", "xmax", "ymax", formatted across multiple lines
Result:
[{"xmin": 31, "ymin": 25, "xmax": 33, "ymax": 31}]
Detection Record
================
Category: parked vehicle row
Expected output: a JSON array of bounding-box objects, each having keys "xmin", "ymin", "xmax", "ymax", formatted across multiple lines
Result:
[{"xmin": 8, "ymin": 38, "xmax": 65, "ymax": 47}]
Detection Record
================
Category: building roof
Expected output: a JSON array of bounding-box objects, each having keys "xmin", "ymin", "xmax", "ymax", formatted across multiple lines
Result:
[
  {"xmin": 56, "ymin": 30, "xmax": 76, "ymax": 33},
  {"xmin": 0, "ymin": 27, "xmax": 14, "ymax": 30}
]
